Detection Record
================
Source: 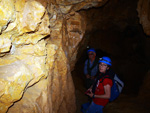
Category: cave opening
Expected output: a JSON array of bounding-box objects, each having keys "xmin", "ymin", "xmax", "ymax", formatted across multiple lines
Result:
[{"xmin": 72, "ymin": 0, "xmax": 150, "ymax": 112}]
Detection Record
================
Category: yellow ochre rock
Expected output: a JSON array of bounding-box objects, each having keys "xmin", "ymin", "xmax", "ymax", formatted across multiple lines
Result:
[{"xmin": 0, "ymin": 0, "xmax": 108, "ymax": 113}]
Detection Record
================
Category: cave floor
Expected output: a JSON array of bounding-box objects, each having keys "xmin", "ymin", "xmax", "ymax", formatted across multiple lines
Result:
[{"xmin": 72, "ymin": 69, "xmax": 150, "ymax": 113}]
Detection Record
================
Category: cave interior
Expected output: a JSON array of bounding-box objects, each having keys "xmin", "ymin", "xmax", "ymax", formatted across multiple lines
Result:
[{"xmin": 72, "ymin": 0, "xmax": 150, "ymax": 112}]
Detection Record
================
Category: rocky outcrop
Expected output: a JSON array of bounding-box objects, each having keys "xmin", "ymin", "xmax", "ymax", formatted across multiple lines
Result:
[
  {"xmin": 0, "ymin": 0, "xmax": 108, "ymax": 113},
  {"xmin": 137, "ymin": 0, "xmax": 150, "ymax": 110},
  {"xmin": 137, "ymin": 0, "xmax": 150, "ymax": 36},
  {"xmin": 137, "ymin": 0, "xmax": 150, "ymax": 61}
]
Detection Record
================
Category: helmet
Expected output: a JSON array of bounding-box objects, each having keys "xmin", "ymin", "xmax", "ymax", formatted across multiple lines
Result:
[
  {"xmin": 87, "ymin": 48, "xmax": 96, "ymax": 53},
  {"xmin": 99, "ymin": 56, "xmax": 112, "ymax": 66}
]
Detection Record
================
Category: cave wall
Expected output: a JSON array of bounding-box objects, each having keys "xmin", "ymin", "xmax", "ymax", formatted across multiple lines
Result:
[
  {"xmin": 137, "ymin": 0, "xmax": 150, "ymax": 109},
  {"xmin": 0, "ymin": 0, "xmax": 150, "ymax": 113},
  {"xmin": 137, "ymin": 0, "xmax": 150, "ymax": 63},
  {"xmin": 0, "ymin": 0, "xmax": 109, "ymax": 113},
  {"xmin": 78, "ymin": 0, "xmax": 150, "ymax": 95}
]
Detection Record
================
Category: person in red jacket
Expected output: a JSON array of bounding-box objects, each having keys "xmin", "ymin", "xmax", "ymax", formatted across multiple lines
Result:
[{"xmin": 81, "ymin": 56, "xmax": 113, "ymax": 113}]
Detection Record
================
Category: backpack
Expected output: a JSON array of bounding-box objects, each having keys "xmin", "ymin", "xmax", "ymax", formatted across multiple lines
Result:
[
  {"xmin": 92, "ymin": 70, "xmax": 124, "ymax": 102},
  {"xmin": 109, "ymin": 74, "xmax": 124, "ymax": 102},
  {"xmin": 92, "ymin": 72, "xmax": 124, "ymax": 102}
]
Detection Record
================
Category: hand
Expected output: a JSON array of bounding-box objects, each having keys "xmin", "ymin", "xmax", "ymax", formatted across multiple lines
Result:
[
  {"xmin": 86, "ymin": 91, "xmax": 94, "ymax": 98},
  {"xmin": 85, "ymin": 90, "xmax": 91, "ymax": 94},
  {"xmin": 86, "ymin": 74, "xmax": 90, "ymax": 79},
  {"xmin": 87, "ymin": 88, "xmax": 92, "ymax": 92}
]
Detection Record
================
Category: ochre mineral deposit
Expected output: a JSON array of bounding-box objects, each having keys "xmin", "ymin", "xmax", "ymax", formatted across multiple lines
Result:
[{"xmin": 0, "ymin": 0, "xmax": 107, "ymax": 113}]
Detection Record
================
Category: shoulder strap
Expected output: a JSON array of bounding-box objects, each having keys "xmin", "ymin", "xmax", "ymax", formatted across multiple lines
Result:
[
  {"xmin": 92, "ymin": 73, "xmax": 110, "ymax": 93},
  {"xmin": 100, "ymin": 75, "xmax": 111, "ymax": 83}
]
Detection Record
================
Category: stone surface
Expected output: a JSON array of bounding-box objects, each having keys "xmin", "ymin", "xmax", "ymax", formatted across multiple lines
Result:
[
  {"xmin": 137, "ymin": 1, "xmax": 150, "ymax": 109},
  {"xmin": 0, "ymin": 0, "xmax": 108, "ymax": 113},
  {"xmin": 77, "ymin": 0, "xmax": 150, "ymax": 96},
  {"xmin": 137, "ymin": 0, "xmax": 150, "ymax": 36},
  {"xmin": 137, "ymin": 0, "xmax": 150, "ymax": 63}
]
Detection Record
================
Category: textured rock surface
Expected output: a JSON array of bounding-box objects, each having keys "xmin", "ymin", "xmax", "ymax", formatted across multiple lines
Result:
[
  {"xmin": 137, "ymin": 1, "xmax": 150, "ymax": 107},
  {"xmin": 73, "ymin": 1, "xmax": 150, "ymax": 113},
  {"xmin": 0, "ymin": 0, "xmax": 108, "ymax": 113},
  {"xmin": 137, "ymin": 0, "xmax": 150, "ymax": 36},
  {"xmin": 137, "ymin": 0, "xmax": 150, "ymax": 62},
  {"xmin": 78, "ymin": 0, "xmax": 149, "ymax": 96}
]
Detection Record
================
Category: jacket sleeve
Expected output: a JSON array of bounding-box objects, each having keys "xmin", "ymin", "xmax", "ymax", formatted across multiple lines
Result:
[{"xmin": 84, "ymin": 60, "xmax": 88, "ymax": 75}]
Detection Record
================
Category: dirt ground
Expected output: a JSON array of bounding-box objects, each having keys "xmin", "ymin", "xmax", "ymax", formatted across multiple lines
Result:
[{"xmin": 72, "ymin": 69, "xmax": 150, "ymax": 113}]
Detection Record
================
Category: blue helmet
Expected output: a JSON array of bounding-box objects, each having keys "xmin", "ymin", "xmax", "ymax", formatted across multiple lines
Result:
[
  {"xmin": 87, "ymin": 48, "xmax": 96, "ymax": 53},
  {"xmin": 99, "ymin": 56, "xmax": 112, "ymax": 66}
]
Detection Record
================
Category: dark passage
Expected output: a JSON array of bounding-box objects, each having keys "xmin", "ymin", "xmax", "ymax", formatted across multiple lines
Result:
[{"xmin": 72, "ymin": 0, "xmax": 150, "ymax": 112}]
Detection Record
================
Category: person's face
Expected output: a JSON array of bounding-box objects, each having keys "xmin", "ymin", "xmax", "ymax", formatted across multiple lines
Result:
[
  {"xmin": 99, "ymin": 62, "xmax": 109, "ymax": 73},
  {"xmin": 88, "ymin": 51, "xmax": 96, "ymax": 59}
]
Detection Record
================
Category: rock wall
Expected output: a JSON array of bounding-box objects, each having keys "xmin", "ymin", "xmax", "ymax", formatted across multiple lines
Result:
[
  {"xmin": 137, "ymin": 0, "xmax": 150, "ymax": 109},
  {"xmin": 137, "ymin": 0, "xmax": 150, "ymax": 36},
  {"xmin": 0, "ymin": 0, "xmax": 108, "ymax": 113},
  {"xmin": 137, "ymin": 0, "xmax": 150, "ymax": 61},
  {"xmin": 78, "ymin": 0, "xmax": 149, "ymax": 95}
]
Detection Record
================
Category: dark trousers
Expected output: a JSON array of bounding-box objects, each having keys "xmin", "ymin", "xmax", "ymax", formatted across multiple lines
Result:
[
  {"xmin": 86, "ymin": 78, "xmax": 95, "ymax": 89},
  {"xmin": 86, "ymin": 78, "xmax": 95, "ymax": 102}
]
